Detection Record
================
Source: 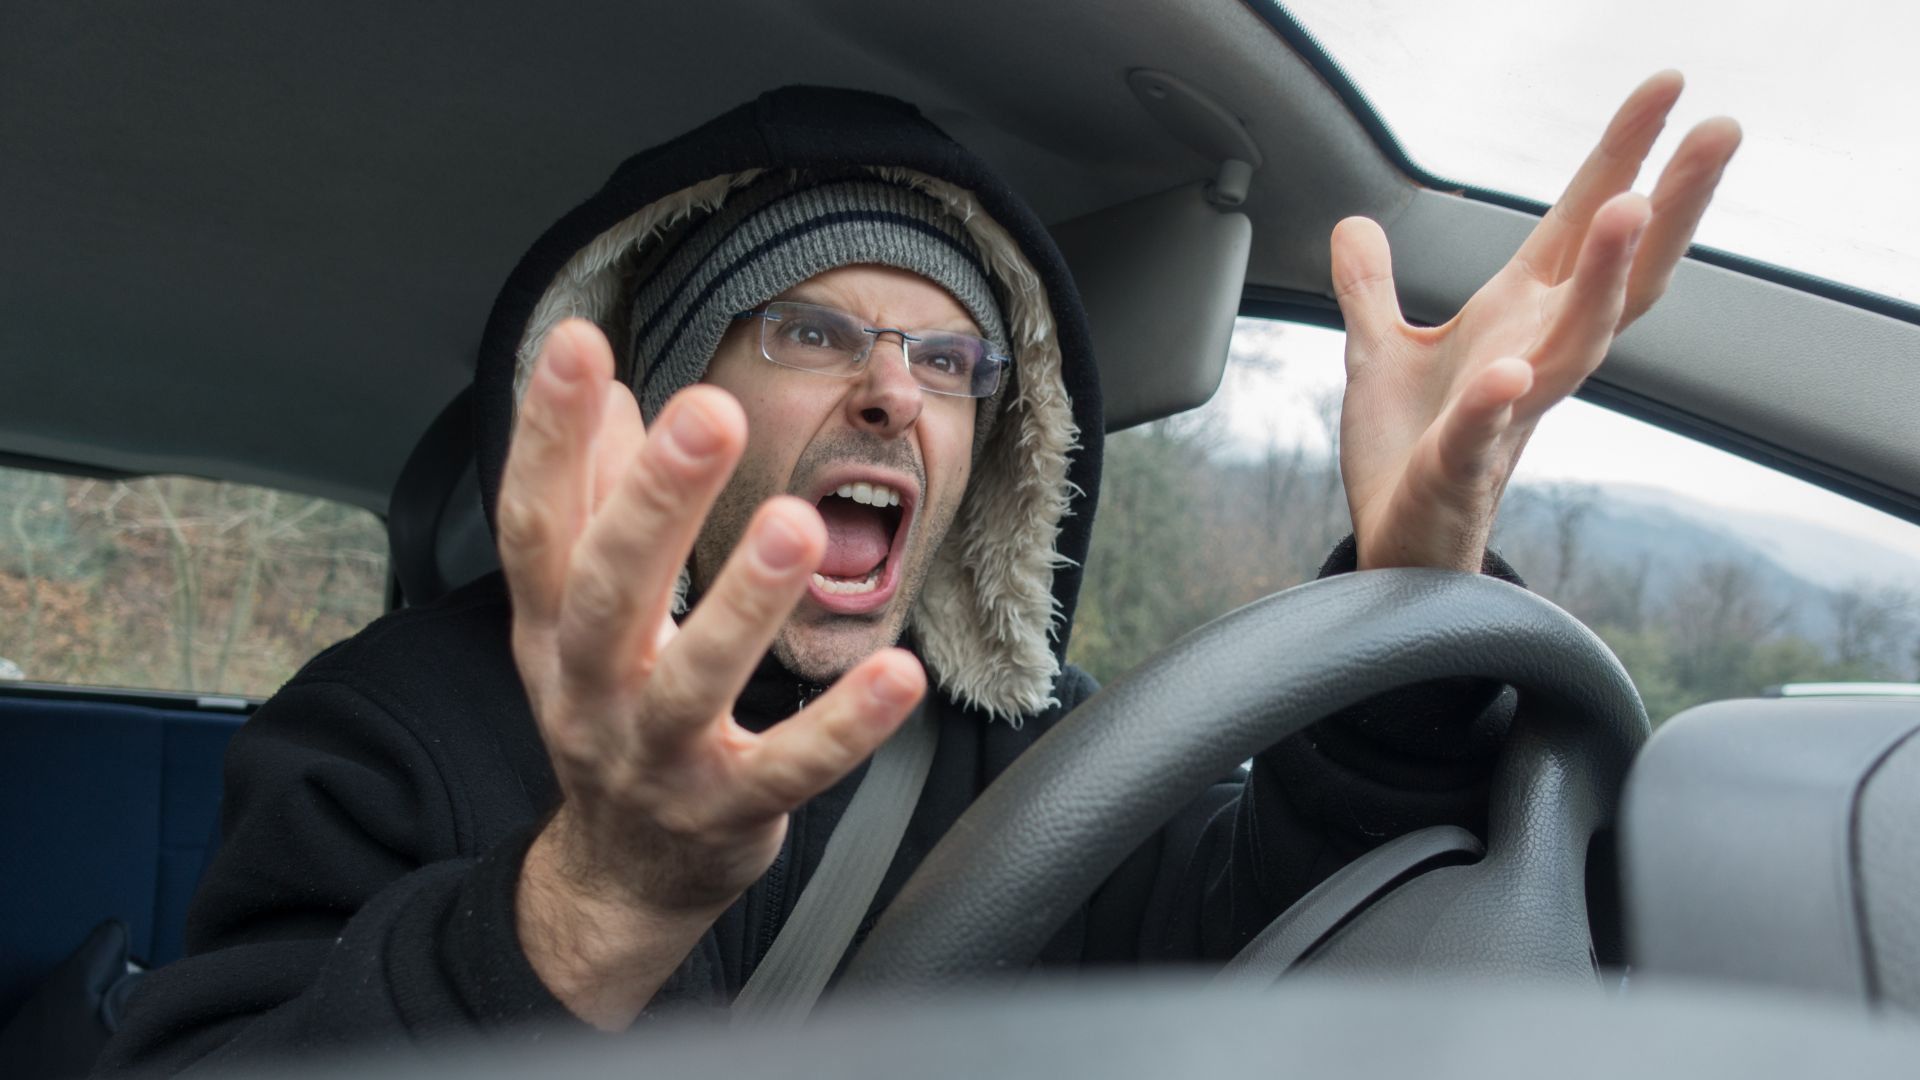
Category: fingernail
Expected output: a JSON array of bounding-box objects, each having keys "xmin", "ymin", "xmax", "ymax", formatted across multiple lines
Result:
[
  {"xmin": 757, "ymin": 516, "xmax": 807, "ymax": 570},
  {"xmin": 667, "ymin": 402, "xmax": 722, "ymax": 457},
  {"xmin": 870, "ymin": 665, "xmax": 920, "ymax": 708},
  {"xmin": 546, "ymin": 342, "xmax": 583, "ymax": 384}
]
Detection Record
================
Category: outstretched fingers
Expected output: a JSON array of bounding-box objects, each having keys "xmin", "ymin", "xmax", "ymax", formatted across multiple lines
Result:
[
  {"xmin": 1516, "ymin": 70, "xmax": 1682, "ymax": 283},
  {"xmin": 554, "ymin": 386, "xmax": 747, "ymax": 703},
  {"xmin": 590, "ymin": 382, "xmax": 647, "ymax": 515},
  {"xmin": 1523, "ymin": 191, "xmax": 1650, "ymax": 416},
  {"xmin": 738, "ymin": 649, "xmax": 926, "ymax": 816},
  {"xmin": 1622, "ymin": 115, "xmax": 1743, "ymax": 327},
  {"xmin": 643, "ymin": 496, "xmax": 826, "ymax": 744},
  {"xmin": 498, "ymin": 320, "xmax": 614, "ymax": 631}
]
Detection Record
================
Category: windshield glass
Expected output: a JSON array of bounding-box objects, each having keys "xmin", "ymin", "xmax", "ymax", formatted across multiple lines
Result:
[
  {"xmin": 1281, "ymin": 0, "xmax": 1920, "ymax": 305},
  {"xmin": 1074, "ymin": 320, "xmax": 1920, "ymax": 723}
]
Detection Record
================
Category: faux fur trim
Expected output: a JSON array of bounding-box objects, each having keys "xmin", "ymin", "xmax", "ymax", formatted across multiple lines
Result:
[
  {"xmin": 866, "ymin": 168, "xmax": 1079, "ymax": 723},
  {"xmin": 510, "ymin": 170, "xmax": 765, "ymax": 405},
  {"xmin": 511, "ymin": 168, "xmax": 1079, "ymax": 723}
]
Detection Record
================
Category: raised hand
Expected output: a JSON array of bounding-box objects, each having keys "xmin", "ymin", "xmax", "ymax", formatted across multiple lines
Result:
[
  {"xmin": 1333, "ymin": 71, "xmax": 1743, "ymax": 572},
  {"xmin": 497, "ymin": 319, "xmax": 924, "ymax": 1028}
]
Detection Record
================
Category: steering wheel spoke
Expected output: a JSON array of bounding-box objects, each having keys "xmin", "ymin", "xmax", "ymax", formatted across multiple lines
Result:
[{"xmin": 1214, "ymin": 825, "xmax": 1484, "ymax": 989}]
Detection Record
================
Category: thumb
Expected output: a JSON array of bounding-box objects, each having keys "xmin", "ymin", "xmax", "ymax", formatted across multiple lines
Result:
[{"xmin": 1329, "ymin": 217, "xmax": 1403, "ymax": 363}]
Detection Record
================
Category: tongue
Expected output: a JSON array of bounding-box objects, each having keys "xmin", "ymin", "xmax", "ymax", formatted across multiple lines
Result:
[{"xmin": 815, "ymin": 499, "xmax": 891, "ymax": 578}]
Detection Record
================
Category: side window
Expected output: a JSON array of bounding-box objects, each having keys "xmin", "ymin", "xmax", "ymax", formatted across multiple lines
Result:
[
  {"xmin": 1068, "ymin": 318, "xmax": 1920, "ymax": 724},
  {"xmin": 0, "ymin": 466, "xmax": 388, "ymax": 699}
]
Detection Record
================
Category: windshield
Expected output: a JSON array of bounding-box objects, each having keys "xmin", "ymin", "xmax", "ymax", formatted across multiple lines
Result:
[
  {"xmin": 1282, "ymin": 0, "xmax": 1920, "ymax": 306},
  {"xmin": 1077, "ymin": 319, "xmax": 1920, "ymax": 723}
]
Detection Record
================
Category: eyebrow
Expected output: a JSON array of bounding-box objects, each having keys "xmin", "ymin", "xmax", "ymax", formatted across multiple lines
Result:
[{"xmin": 772, "ymin": 289, "xmax": 981, "ymax": 336}]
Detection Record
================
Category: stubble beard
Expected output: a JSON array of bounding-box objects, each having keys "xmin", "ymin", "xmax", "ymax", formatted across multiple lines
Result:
[{"xmin": 688, "ymin": 432, "xmax": 962, "ymax": 687}]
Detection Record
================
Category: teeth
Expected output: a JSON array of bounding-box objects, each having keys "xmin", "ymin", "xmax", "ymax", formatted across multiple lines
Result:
[
  {"xmin": 832, "ymin": 482, "xmax": 902, "ymax": 508},
  {"xmin": 812, "ymin": 565, "xmax": 884, "ymax": 595}
]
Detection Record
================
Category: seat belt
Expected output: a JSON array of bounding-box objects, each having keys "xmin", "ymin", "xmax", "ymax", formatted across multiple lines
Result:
[{"xmin": 730, "ymin": 701, "xmax": 939, "ymax": 1026}]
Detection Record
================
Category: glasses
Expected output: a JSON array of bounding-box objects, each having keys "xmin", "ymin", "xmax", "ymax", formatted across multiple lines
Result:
[{"xmin": 731, "ymin": 300, "xmax": 1010, "ymax": 399}]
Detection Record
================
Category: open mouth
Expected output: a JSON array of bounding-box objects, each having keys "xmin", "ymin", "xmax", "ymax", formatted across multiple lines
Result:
[{"xmin": 808, "ymin": 478, "xmax": 911, "ymax": 614}]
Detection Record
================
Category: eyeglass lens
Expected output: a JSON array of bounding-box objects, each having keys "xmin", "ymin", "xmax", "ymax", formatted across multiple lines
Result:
[{"xmin": 757, "ymin": 302, "xmax": 1004, "ymax": 398}]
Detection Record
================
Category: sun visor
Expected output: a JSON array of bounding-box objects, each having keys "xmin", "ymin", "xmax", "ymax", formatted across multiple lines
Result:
[{"xmin": 1051, "ymin": 182, "xmax": 1252, "ymax": 433}]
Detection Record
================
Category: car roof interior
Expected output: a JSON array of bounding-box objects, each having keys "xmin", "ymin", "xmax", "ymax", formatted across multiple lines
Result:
[
  {"xmin": 4, "ymin": 0, "xmax": 1919, "ymax": 523},
  {"xmin": 10, "ymin": 5, "xmax": 1920, "ymax": 1068}
]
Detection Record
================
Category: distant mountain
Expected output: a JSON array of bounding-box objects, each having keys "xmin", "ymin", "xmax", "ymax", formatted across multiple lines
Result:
[
  {"xmin": 1492, "ymin": 481, "xmax": 1920, "ymax": 644},
  {"xmin": 1598, "ymin": 484, "xmax": 1920, "ymax": 593}
]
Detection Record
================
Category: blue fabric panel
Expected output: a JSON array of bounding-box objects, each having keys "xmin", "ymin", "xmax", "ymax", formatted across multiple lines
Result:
[
  {"xmin": 161, "ymin": 719, "xmax": 234, "ymax": 849},
  {"xmin": 0, "ymin": 696, "xmax": 240, "ymax": 1024},
  {"xmin": 151, "ymin": 715, "xmax": 239, "ymax": 966}
]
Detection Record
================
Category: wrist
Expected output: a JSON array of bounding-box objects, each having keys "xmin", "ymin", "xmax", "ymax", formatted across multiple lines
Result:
[
  {"xmin": 1340, "ymin": 531, "xmax": 1523, "ymax": 587},
  {"xmin": 1353, "ymin": 533, "xmax": 1483, "ymax": 573},
  {"xmin": 516, "ymin": 809, "xmax": 722, "ymax": 1030},
  {"xmin": 1355, "ymin": 549, "xmax": 1483, "ymax": 573}
]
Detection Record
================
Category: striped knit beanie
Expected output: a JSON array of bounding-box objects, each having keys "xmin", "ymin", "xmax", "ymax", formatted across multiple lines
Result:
[{"xmin": 625, "ymin": 171, "xmax": 1011, "ymax": 451}]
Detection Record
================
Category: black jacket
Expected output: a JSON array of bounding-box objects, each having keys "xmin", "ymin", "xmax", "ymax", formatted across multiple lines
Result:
[{"xmin": 101, "ymin": 87, "xmax": 1521, "ymax": 1073}]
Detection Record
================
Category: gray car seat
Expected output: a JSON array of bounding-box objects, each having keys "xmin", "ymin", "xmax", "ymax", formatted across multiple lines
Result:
[{"xmin": 387, "ymin": 387, "xmax": 501, "ymax": 607}]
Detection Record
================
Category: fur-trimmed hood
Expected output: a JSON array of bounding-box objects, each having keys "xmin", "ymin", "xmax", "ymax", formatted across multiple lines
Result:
[{"xmin": 471, "ymin": 86, "xmax": 1103, "ymax": 723}]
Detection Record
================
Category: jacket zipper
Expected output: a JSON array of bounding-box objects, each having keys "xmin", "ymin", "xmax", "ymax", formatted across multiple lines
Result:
[
  {"xmin": 750, "ymin": 681, "xmax": 822, "ymax": 974},
  {"xmin": 754, "ymin": 818, "xmax": 791, "ymax": 971}
]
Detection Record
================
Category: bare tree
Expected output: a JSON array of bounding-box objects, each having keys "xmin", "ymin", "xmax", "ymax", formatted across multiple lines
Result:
[
  {"xmin": 210, "ymin": 488, "xmax": 277, "ymax": 690},
  {"xmin": 1675, "ymin": 559, "xmax": 1789, "ymax": 641},
  {"xmin": 145, "ymin": 477, "xmax": 205, "ymax": 691},
  {"xmin": 1541, "ymin": 482, "xmax": 1597, "ymax": 600},
  {"xmin": 1828, "ymin": 582, "xmax": 1917, "ymax": 677}
]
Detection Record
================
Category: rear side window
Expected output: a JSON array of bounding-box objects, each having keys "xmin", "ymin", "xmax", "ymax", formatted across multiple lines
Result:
[{"xmin": 0, "ymin": 466, "xmax": 387, "ymax": 698}]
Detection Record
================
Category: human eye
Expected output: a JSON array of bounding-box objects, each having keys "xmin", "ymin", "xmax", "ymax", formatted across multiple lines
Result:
[
  {"xmin": 918, "ymin": 351, "xmax": 962, "ymax": 375},
  {"xmin": 912, "ymin": 336, "xmax": 979, "ymax": 378},
  {"xmin": 777, "ymin": 315, "xmax": 838, "ymax": 351}
]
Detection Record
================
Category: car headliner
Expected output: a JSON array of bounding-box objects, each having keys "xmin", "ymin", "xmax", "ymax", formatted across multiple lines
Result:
[{"xmin": 5, "ymin": 0, "xmax": 1919, "ymax": 523}]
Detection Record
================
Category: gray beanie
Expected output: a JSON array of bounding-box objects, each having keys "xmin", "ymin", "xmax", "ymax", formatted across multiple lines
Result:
[{"xmin": 624, "ymin": 171, "xmax": 1011, "ymax": 450}]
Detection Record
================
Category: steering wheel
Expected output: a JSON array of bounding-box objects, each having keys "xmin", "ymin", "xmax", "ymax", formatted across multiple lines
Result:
[{"xmin": 842, "ymin": 569, "xmax": 1650, "ymax": 994}]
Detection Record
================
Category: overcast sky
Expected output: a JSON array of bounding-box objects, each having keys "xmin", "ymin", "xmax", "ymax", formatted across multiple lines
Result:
[
  {"xmin": 1201, "ymin": 1, "xmax": 1920, "ymax": 560},
  {"xmin": 1283, "ymin": 0, "xmax": 1918, "ymax": 304}
]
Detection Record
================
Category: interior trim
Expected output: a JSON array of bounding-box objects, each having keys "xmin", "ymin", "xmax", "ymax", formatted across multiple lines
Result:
[
  {"xmin": 0, "ymin": 451, "xmax": 138, "ymax": 482},
  {"xmin": 1383, "ymin": 190, "xmax": 1920, "ymax": 520},
  {"xmin": 0, "ymin": 682, "xmax": 258, "ymax": 714},
  {"xmin": 1235, "ymin": 289, "xmax": 1920, "ymax": 527},
  {"xmin": 1575, "ymin": 379, "xmax": 1920, "ymax": 527}
]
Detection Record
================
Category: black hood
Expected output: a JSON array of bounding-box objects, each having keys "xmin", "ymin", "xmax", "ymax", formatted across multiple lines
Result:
[{"xmin": 470, "ymin": 85, "xmax": 1103, "ymax": 722}]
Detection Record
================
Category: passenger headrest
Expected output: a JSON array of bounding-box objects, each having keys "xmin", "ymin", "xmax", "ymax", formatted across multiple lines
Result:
[{"xmin": 387, "ymin": 387, "xmax": 500, "ymax": 607}]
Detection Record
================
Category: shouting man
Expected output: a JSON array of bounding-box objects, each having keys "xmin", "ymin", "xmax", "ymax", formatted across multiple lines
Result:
[{"xmin": 106, "ymin": 77, "xmax": 1737, "ymax": 1066}]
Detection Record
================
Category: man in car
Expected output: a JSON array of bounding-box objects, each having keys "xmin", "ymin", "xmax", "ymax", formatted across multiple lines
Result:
[{"xmin": 103, "ymin": 76, "xmax": 1737, "ymax": 1065}]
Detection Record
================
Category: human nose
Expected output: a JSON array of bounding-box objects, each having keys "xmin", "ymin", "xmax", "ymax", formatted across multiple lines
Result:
[{"xmin": 844, "ymin": 333, "xmax": 923, "ymax": 436}]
